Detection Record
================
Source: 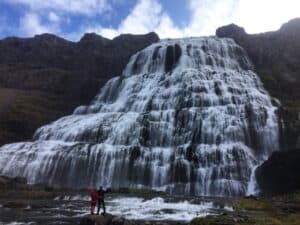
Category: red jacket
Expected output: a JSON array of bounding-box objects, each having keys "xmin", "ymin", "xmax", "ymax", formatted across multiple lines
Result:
[{"xmin": 88, "ymin": 188, "xmax": 99, "ymax": 202}]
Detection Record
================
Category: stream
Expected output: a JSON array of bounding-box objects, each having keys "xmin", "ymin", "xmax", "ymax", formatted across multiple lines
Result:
[{"xmin": 0, "ymin": 194, "xmax": 235, "ymax": 225}]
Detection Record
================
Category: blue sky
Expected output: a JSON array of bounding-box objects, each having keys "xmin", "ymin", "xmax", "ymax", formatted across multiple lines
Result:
[{"xmin": 0, "ymin": 0, "xmax": 299, "ymax": 41}]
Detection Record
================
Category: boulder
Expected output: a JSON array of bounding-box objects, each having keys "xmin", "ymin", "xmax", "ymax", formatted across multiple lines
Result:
[{"xmin": 80, "ymin": 214, "xmax": 136, "ymax": 225}]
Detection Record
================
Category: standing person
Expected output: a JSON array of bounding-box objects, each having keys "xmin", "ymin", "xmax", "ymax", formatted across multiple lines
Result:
[
  {"xmin": 97, "ymin": 186, "xmax": 106, "ymax": 215},
  {"xmin": 88, "ymin": 187, "xmax": 99, "ymax": 215}
]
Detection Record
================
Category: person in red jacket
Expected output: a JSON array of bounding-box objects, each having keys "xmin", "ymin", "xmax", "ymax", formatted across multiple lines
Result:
[{"xmin": 88, "ymin": 187, "xmax": 99, "ymax": 215}]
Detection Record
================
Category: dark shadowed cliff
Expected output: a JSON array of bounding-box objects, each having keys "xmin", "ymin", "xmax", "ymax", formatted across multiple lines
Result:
[
  {"xmin": 0, "ymin": 32, "xmax": 159, "ymax": 145},
  {"xmin": 217, "ymin": 18, "xmax": 300, "ymax": 195},
  {"xmin": 256, "ymin": 150, "xmax": 300, "ymax": 195}
]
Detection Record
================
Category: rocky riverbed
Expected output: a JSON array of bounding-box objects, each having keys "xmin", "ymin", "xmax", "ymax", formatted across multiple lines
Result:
[{"xmin": 0, "ymin": 176, "xmax": 300, "ymax": 225}]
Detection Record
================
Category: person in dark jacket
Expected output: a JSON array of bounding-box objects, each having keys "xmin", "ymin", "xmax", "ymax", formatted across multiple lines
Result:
[{"xmin": 97, "ymin": 186, "xmax": 106, "ymax": 215}]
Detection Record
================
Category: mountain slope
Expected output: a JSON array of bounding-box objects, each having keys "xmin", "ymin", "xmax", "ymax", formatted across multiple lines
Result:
[{"xmin": 0, "ymin": 32, "xmax": 159, "ymax": 145}]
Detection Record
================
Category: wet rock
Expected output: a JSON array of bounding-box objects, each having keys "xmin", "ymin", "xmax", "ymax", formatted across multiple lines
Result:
[
  {"xmin": 3, "ymin": 201, "xmax": 27, "ymax": 208},
  {"xmin": 165, "ymin": 44, "xmax": 182, "ymax": 72},
  {"xmin": 80, "ymin": 214, "xmax": 136, "ymax": 225},
  {"xmin": 256, "ymin": 149, "xmax": 300, "ymax": 195},
  {"xmin": 80, "ymin": 217, "xmax": 96, "ymax": 225},
  {"xmin": 111, "ymin": 216, "xmax": 125, "ymax": 225},
  {"xmin": 0, "ymin": 176, "xmax": 27, "ymax": 188},
  {"xmin": 12, "ymin": 176, "xmax": 27, "ymax": 184},
  {"xmin": 245, "ymin": 195, "xmax": 258, "ymax": 201}
]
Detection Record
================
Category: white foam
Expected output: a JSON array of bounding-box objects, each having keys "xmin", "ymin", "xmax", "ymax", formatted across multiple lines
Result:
[
  {"xmin": 106, "ymin": 197, "xmax": 213, "ymax": 221},
  {"xmin": 72, "ymin": 196, "xmax": 219, "ymax": 221}
]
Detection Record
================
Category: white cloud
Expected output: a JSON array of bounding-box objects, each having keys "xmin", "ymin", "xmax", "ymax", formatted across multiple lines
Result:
[
  {"xmin": 118, "ymin": 0, "xmax": 162, "ymax": 34},
  {"xmin": 183, "ymin": 0, "xmax": 237, "ymax": 36},
  {"xmin": 99, "ymin": 28, "xmax": 120, "ymax": 39},
  {"xmin": 48, "ymin": 12, "xmax": 60, "ymax": 23},
  {"xmin": 6, "ymin": 0, "xmax": 300, "ymax": 40},
  {"xmin": 19, "ymin": 13, "xmax": 59, "ymax": 36},
  {"xmin": 232, "ymin": 0, "xmax": 300, "ymax": 33},
  {"xmin": 96, "ymin": 0, "xmax": 182, "ymax": 39},
  {"xmin": 5, "ymin": 0, "xmax": 111, "ymax": 16},
  {"xmin": 95, "ymin": 0, "xmax": 239, "ymax": 39},
  {"xmin": 184, "ymin": 0, "xmax": 300, "ymax": 35},
  {"xmin": 155, "ymin": 15, "xmax": 182, "ymax": 39},
  {"xmin": 92, "ymin": 0, "xmax": 300, "ymax": 39}
]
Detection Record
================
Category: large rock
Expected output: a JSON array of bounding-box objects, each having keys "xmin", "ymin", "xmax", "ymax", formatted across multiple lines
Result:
[
  {"xmin": 217, "ymin": 18, "xmax": 300, "ymax": 150},
  {"xmin": 80, "ymin": 214, "xmax": 135, "ymax": 225},
  {"xmin": 256, "ymin": 150, "xmax": 300, "ymax": 195},
  {"xmin": 0, "ymin": 32, "xmax": 159, "ymax": 145}
]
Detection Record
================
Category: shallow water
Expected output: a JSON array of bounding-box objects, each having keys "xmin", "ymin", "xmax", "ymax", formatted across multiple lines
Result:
[{"xmin": 0, "ymin": 194, "xmax": 235, "ymax": 224}]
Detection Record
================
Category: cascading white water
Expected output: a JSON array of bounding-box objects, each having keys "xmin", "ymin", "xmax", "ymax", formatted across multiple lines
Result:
[{"xmin": 0, "ymin": 37, "xmax": 279, "ymax": 196}]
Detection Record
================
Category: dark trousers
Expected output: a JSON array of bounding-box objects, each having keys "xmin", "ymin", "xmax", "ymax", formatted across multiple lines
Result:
[{"xmin": 97, "ymin": 199, "xmax": 106, "ymax": 214}]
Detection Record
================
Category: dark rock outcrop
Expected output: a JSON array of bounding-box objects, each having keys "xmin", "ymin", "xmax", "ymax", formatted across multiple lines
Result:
[
  {"xmin": 256, "ymin": 150, "xmax": 300, "ymax": 195},
  {"xmin": 217, "ymin": 18, "xmax": 300, "ymax": 150},
  {"xmin": 80, "ymin": 214, "xmax": 173, "ymax": 225},
  {"xmin": 80, "ymin": 214, "xmax": 115, "ymax": 225},
  {"xmin": 0, "ymin": 32, "xmax": 159, "ymax": 145}
]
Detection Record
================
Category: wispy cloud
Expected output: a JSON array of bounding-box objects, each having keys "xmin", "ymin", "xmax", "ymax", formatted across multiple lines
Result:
[
  {"xmin": 2, "ymin": 0, "xmax": 300, "ymax": 40},
  {"xmin": 5, "ymin": 0, "xmax": 111, "ymax": 16},
  {"xmin": 48, "ymin": 12, "xmax": 60, "ymax": 23},
  {"xmin": 97, "ymin": 0, "xmax": 300, "ymax": 39},
  {"xmin": 98, "ymin": 0, "xmax": 181, "ymax": 39},
  {"xmin": 183, "ymin": 0, "xmax": 237, "ymax": 36},
  {"xmin": 19, "ymin": 13, "xmax": 60, "ymax": 36}
]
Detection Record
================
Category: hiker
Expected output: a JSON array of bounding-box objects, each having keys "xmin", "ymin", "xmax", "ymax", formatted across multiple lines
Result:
[
  {"xmin": 88, "ymin": 187, "xmax": 99, "ymax": 215},
  {"xmin": 97, "ymin": 186, "xmax": 106, "ymax": 215}
]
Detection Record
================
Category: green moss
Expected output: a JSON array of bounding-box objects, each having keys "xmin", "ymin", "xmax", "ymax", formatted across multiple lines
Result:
[
  {"xmin": 283, "ymin": 213, "xmax": 300, "ymax": 225},
  {"xmin": 0, "ymin": 189, "xmax": 58, "ymax": 199},
  {"xmin": 190, "ymin": 215, "xmax": 234, "ymax": 225},
  {"xmin": 235, "ymin": 198, "xmax": 277, "ymax": 213},
  {"xmin": 0, "ymin": 88, "xmax": 67, "ymax": 145},
  {"xmin": 191, "ymin": 192, "xmax": 300, "ymax": 225},
  {"xmin": 128, "ymin": 188, "xmax": 154, "ymax": 194},
  {"xmin": 274, "ymin": 191, "xmax": 300, "ymax": 202},
  {"xmin": 250, "ymin": 217, "xmax": 282, "ymax": 225}
]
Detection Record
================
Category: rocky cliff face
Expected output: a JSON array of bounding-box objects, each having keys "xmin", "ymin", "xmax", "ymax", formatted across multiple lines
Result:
[
  {"xmin": 216, "ymin": 18, "xmax": 300, "ymax": 150},
  {"xmin": 216, "ymin": 18, "xmax": 300, "ymax": 195},
  {"xmin": 0, "ymin": 32, "xmax": 159, "ymax": 145}
]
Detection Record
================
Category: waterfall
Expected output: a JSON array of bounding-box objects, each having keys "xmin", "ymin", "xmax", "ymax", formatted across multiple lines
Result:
[{"xmin": 0, "ymin": 37, "xmax": 279, "ymax": 196}]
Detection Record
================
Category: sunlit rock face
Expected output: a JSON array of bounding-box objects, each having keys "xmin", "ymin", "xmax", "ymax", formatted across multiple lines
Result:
[{"xmin": 0, "ymin": 37, "xmax": 279, "ymax": 196}]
